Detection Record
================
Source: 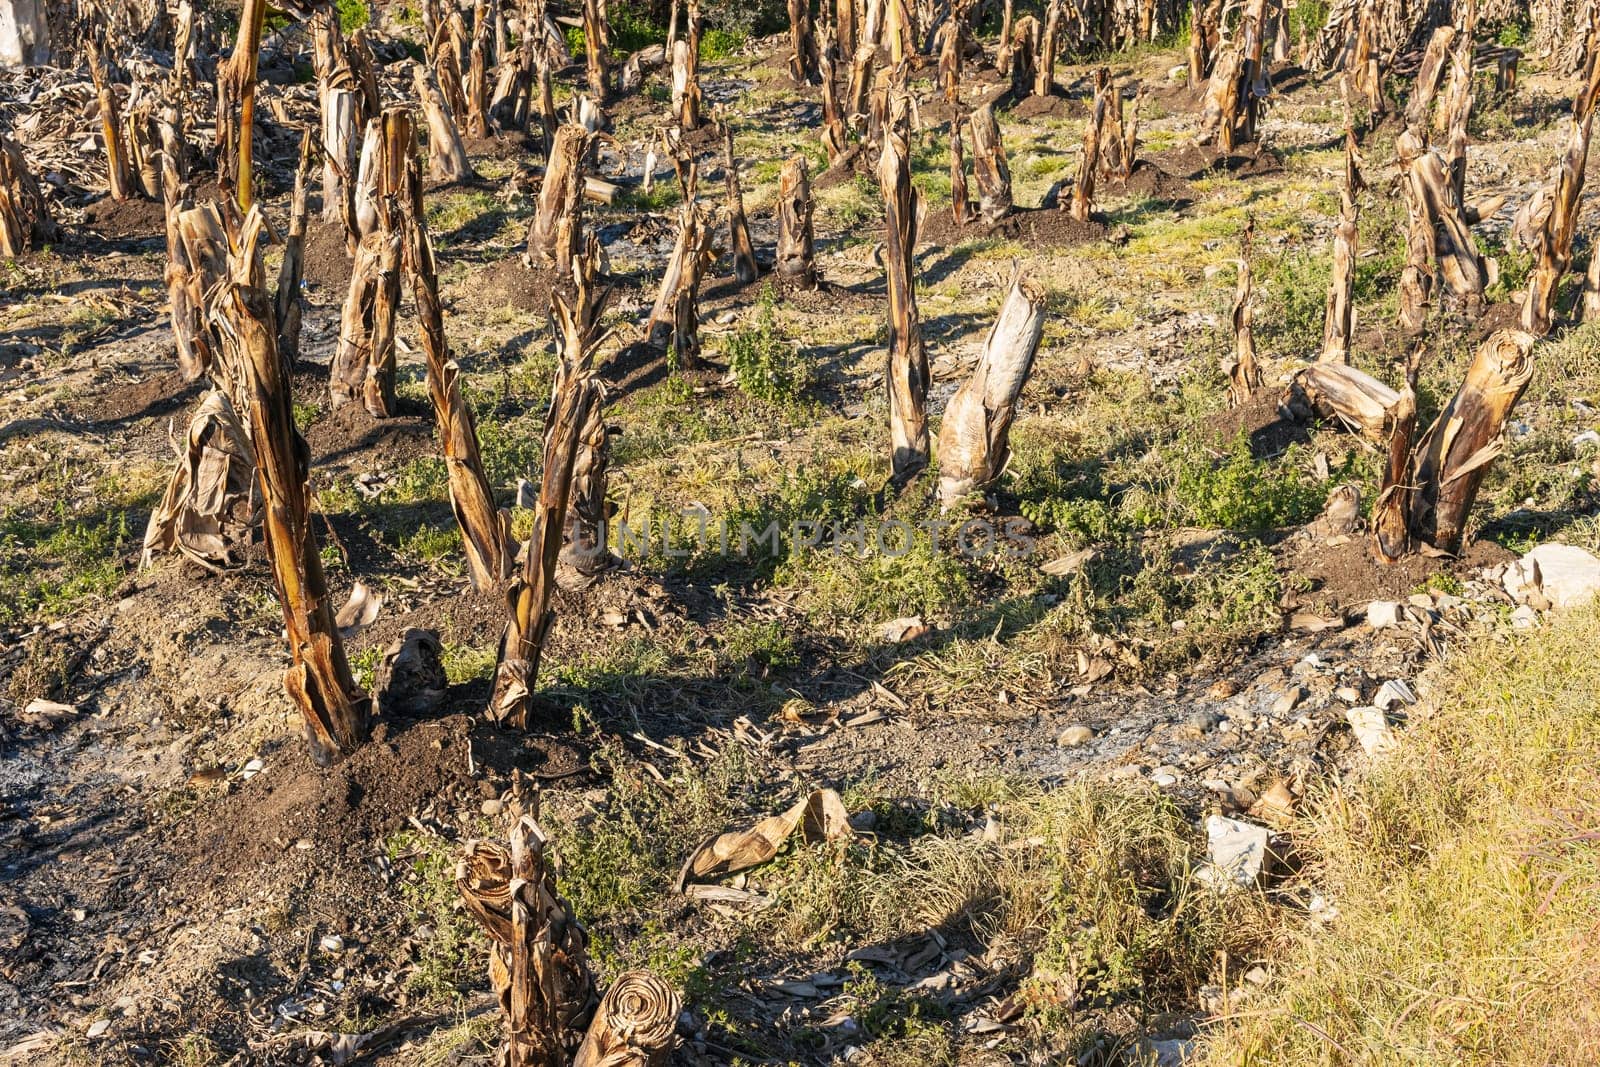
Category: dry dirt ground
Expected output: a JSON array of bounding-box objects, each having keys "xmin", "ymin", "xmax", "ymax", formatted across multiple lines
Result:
[{"xmin": 4, "ymin": 17, "xmax": 1600, "ymax": 1067}]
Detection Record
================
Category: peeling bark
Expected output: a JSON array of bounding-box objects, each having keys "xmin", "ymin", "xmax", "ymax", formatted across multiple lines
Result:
[
  {"xmin": 969, "ymin": 101, "xmax": 1012, "ymax": 223},
  {"xmin": 879, "ymin": 111, "xmax": 929, "ymax": 483},
  {"xmin": 936, "ymin": 266, "xmax": 1047, "ymax": 507},
  {"xmin": 776, "ymin": 154, "xmax": 816, "ymax": 282}
]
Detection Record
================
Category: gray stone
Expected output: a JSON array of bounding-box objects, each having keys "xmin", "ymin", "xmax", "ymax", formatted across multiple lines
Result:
[
  {"xmin": 1198, "ymin": 815, "xmax": 1271, "ymax": 889},
  {"xmin": 1187, "ymin": 709, "xmax": 1220, "ymax": 732}
]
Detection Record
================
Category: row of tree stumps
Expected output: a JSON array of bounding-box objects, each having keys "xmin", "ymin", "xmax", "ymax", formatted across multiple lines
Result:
[{"xmin": 1237, "ymin": 12, "xmax": 1600, "ymax": 564}]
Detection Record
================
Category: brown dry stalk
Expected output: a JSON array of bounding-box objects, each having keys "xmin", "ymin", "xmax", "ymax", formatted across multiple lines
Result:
[
  {"xmin": 970, "ymin": 101, "xmax": 1012, "ymax": 223},
  {"xmin": 488, "ymin": 247, "xmax": 609, "ymax": 728},
  {"xmin": 400, "ymin": 132, "xmax": 512, "ymax": 593},
  {"xmin": 776, "ymin": 154, "xmax": 815, "ymax": 282},
  {"xmin": 211, "ymin": 210, "xmax": 369, "ymax": 764},
  {"xmin": 879, "ymin": 103, "xmax": 929, "ymax": 484}
]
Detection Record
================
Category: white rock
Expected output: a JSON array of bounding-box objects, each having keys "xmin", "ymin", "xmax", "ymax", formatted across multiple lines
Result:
[
  {"xmin": 1510, "ymin": 604, "xmax": 1540, "ymax": 630},
  {"xmin": 1198, "ymin": 815, "xmax": 1270, "ymax": 888},
  {"xmin": 1373, "ymin": 679, "xmax": 1416, "ymax": 710},
  {"xmin": 1167, "ymin": 63, "xmax": 1189, "ymax": 82},
  {"xmin": 320, "ymin": 934, "xmax": 345, "ymax": 953},
  {"xmin": 1271, "ymin": 687, "xmax": 1304, "ymax": 715},
  {"xmin": 1346, "ymin": 706, "xmax": 1396, "ymax": 756},
  {"xmin": 1522, "ymin": 543, "xmax": 1600, "ymax": 609},
  {"xmin": 1147, "ymin": 1037, "xmax": 1196, "ymax": 1066},
  {"xmin": 85, "ymin": 1019, "xmax": 110, "ymax": 1039},
  {"xmin": 1366, "ymin": 601, "xmax": 1405, "ymax": 629}
]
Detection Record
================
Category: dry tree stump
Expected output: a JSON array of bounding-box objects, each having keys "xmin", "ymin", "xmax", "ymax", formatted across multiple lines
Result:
[
  {"xmin": 879, "ymin": 101, "xmax": 929, "ymax": 484},
  {"xmin": 722, "ymin": 120, "xmax": 758, "ymax": 285},
  {"xmin": 936, "ymin": 266, "xmax": 1047, "ymax": 508},
  {"xmin": 87, "ymin": 39, "xmax": 133, "ymax": 202},
  {"xmin": 671, "ymin": 37, "xmax": 702, "ymax": 130},
  {"xmin": 1224, "ymin": 218, "xmax": 1262, "ymax": 407},
  {"xmin": 415, "ymin": 63, "xmax": 475, "ymax": 182},
  {"xmin": 1068, "ymin": 80, "xmax": 1105, "ymax": 222},
  {"xmin": 400, "ymin": 127, "xmax": 512, "ymax": 592},
  {"xmin": 573, "ymin": 972, "xmax": 682, "ymax": 1066},
  {"xmin": 776, "ymin": 154, "xmax": 816, "ymax": 283},
  {"xmin": 529, "ymin": 124, "xmax": 591, "ymax": 274},
  {"xmin": 210, "ymin": 211, "xmax": 369, "ymax": 764},
  {"xmin": 331, "ymin": 109, "xmax": 410, "ymax": 417},
  {"xmin": 0, "ymin": 132, "xmax": 57, "ymax": 255},
  {"xmin": 1320, "ymin": 117, "xmax": 1363, "ymax": 363},
  {"xmin": 275, "ymin": 131, "xmax": 315, "ymax": 364},
  {"xmin": 1520, "ymin": 40, "xmax": 1600, "ymax": 335},
  {"xmin": 582, "ymin": 0, "xmax": 612, "ymax": 104},
  {"xmin": 489, "ymin": 250, "xmax": 608, "ymax": 728},
  {"xmin": 788, "ymin": 0, "xmax": 820, "ymax": 84},
  {"xmin": 969, "ymin": 101, "xmax": 1012, "ymax": 223},
  {"xmin": 1409, "ymin": 330, "xmax": 1537, "ymax": 554}
]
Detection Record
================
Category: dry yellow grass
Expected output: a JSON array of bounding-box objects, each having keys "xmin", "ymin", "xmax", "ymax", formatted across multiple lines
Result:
[{"xmin": 1200, "ymin": 605, "xmax": 1600, "ymax": 1066}]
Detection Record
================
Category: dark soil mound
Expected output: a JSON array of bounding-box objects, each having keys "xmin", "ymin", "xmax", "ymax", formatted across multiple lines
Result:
[
  {"xmin": 305, "ymin": 402, "xmax": 436, "ymax": 471},
  {"xmin": 81, "ymin": 196, "xmax": 168, "ymax": 242},
  {"xmin": 1101, "ymin": 159, "xmax": 1194, "ymax": 204},
  {"xmin": 68, "ymin": 369, "xmax": 197, "ymax": 426},
  {"xmin": 920, "ymin": 205, "xmax": 1107, "ymax": 248},
  {"xmin": 1010, "ymin": 92, "xmax": 1077, "ymax": 120},
  {"xmin": 303, "ymin": 216, "xmax": 354, "ymax": 293},
  {"xmin": 1281, "ymin": 535, "xmax": 1513, "ymax": 616},
  {"xmin": 1153, "ymin": 142, "xmax": 1284, "ymax": 180}
]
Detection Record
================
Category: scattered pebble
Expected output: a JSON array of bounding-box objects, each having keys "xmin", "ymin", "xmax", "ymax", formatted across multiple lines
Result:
[
  {"xmin": 1271, "ymin": 687, "xmax": 1304, "ymax": 716},
  {"xmin": 1366, "ymin": 601, "xmax": 1405, "ymax": 629}
]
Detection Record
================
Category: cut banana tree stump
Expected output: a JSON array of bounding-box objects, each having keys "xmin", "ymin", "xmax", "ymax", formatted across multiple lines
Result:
[
  {"xmin": 819, "ymin": 39, "xmax": 851, "ymax": 166},
  {"xmin": 879, "ymin": 113, "xmax": 929, "ymax": 484},
  {"xmin": 170, "ymin": 199, "xmax": 231, "ymax": 384},
  {"xmin": 560, "ymin": 237, "xmax": 619, "ymax": 583},
  {"xmin": 1442, "ymin": 32, "xmax": 1474, "ymax": 206},
  {"xmin": 1371, "ymin": 352, "xmax": 1419, "ymax": 563},
  {"xmin": 788, "ymin": 0, "xmax": 819, "ymax": 84},
  {"xmin": 1405, "ymin": 25, "xmax": 1456, "ymax": 134},
  {"xmin": 1197, "ymin": 34, "xmax": 1243, "ymax": 150},
  {"xmin": 936, "ymin": 266, "xmax": 1047, "ymax": 508},
  {"xmin": 415, "ymin": 63, "xmax": 475, "ymax": 182},
  {"xmin": 1119, "ymin": 83, "xmax": 1145, "ymax": 180},
  {"xmin": 1396, "ymin": 129, "xmax": 1485, "ymax": 316},
  {"xmin": 722, "ymin": 121, "xmax": 758, "ymax": 285},
  {"xmin": 275, "ymin": 131, "xmax": 315, "ymax": 365},
  {"xmin": 141, "ymin": 389, "xmax": 258, "ymax": 572},
  {"xmin": 1224, "ymin": 219, "xmax": 1261, "ymax": 406},
  {"xmin": 582, "ymin": 0, "xmax": 612, "ymax": 103},
  {"xmin": 671, "ymin": 38, "xmax": 702, "ymax": 130},
  {"xmin": 400, "ymin": 134, "xmax": 512, "ymax": 592},
  {"xmin": 488, "ymin": 270, "xmax": 605, "ymax": 728},
  {"xmin": 969, "ymin": 101, "xmax": 1012, "ymax": 223},
  {"xmin": 1285, "ymin": 361, "xmax": 1400, "ymax": 440},
  {"xmin": 1068, "ymin": 83, "xmax": 1104, "ymax": 222},
  {"xmin": 1099, "ymin": 71, "xmax": 1126, "ymax": 179},
  {"xmin": 457, "ymin": 817, "xmax": 598, "ymax": 1065},
  {"xmin": 87, "ymin": 39, "xmax": 133, "ymax": 202},
  {"xmin": 936, "ymin": 16, "xmax": 962, "ymax": 104},
  {"xmin": 1409, "ymin": 329, "xmax": 1537, "ymax": 554},
  {"xmin": 1520, "ymin": 41, "xmax": 1600, "ymax": 336},
  {"xmin": 573, "ymin": 972, "xmax": 682, "ymax": 1067},
  {"xmin": 1009, "ymin": 15, "xmax": 1039, "ymax": 99},
  {"xmin": 776, "ymin": 154, "xmax": 816, "ymax": 282},
  {"xmin": 210, "ymin": 210, "xmax": 369, "ymax": 765},
  {"xmin": 528, "ymin": 123, "xmax": 590, "ymax": 274},
  {"xmin": 1035, "ymin": 0, "xmax": 1063, "ymax": 97},
  {"xmin": 949, "ymin": 113, "xmax": 971, "ymax": 225},
  {"xmin": 321, "ymin": 87, "xmax": 360, "ymax": 226},
  {"xmin": 0, "ymin": 132, "xmax": 57, "ymax": 255},
  {"xmin": 331, "ymin": 109, "xmax": 410, "ymax": 417},
  {"xmin": 1320, "ymin": 120, "xmax": 1363, "ymax": 363}
]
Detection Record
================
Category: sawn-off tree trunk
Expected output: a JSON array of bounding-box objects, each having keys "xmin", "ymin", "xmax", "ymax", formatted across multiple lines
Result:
[
  {"xmin": 878, "ymin": 114, "xmax": 929, "ymax": 484},
  {"xmin": 400, "ymin": 128, "xmax": 512, "ymax": 592},
  {"xmin": 488, "ymin": 270, "xmax": 604, "ymax": 728},
  {"xmin": 210, "ymin": 210, "xmax": 369, "ymax": 765},
  {"xmin": 1408, "ymin": 329, "xmax": 1537, "ymax": 554},
  {"xmin": 0, "ymin": 132, "xmax": 58, "ymax": 255},
  {"xmin": 723, "ymin": 122, "xmax": 758, "ymax": 284},
  {"xmin": 331, "ymin": 110, "xmax": 409, "ymax": 417},
  {"xmin": 415, "ymin": 63, "xmax": 476, "ymax": 182},
  {"xmin": 936, "ymin": 266, "xmax": 1047, "ymax": 508},
  {"xmin": 776, "ymin": 154, "xmax": 815, "ymax": 282},
  {"xmin": 1225, "ymin": 220, "xmax": 1262, "ymax": 406},
  {"xmin": 528, "ymin": 124, "xmax": 589, "ymax": 275},
  {"xmin": 1520, "ymin": 40, "xmax": 1600, "ymax": 335},
  {"xmin": 1320, "ymin": 123, "xmax": 1362, "ymax": 363},
  {"xmin": 969, "ymin": 101, "xmax": 1012, "ymax": 223}
]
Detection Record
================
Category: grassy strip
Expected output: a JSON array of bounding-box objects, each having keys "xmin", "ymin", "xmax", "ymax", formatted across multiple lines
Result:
[{"xmin": 1200, "ymin": 605, "xmax": 1600, "ymax": 1066}]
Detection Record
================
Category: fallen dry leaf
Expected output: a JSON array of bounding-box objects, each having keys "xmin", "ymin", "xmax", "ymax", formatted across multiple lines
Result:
[{"xmin": 680, "ymin": 789, "xmax": 852, "ymax": 886}]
